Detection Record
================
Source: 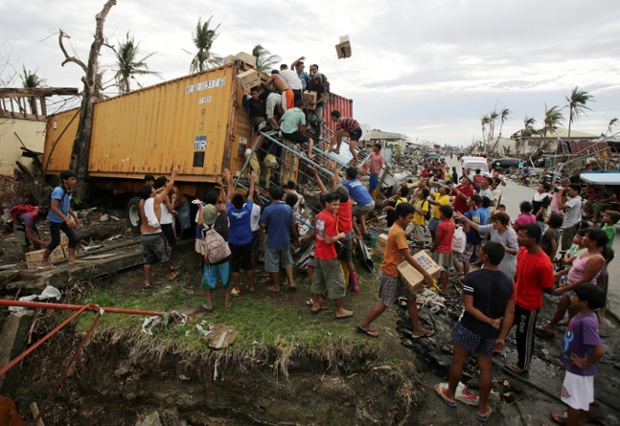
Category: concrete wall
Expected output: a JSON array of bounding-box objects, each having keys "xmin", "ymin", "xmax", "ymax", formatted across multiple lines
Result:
[{"xmin": 0, "ymin": 117, "xmax": 46, "ymax": 176}]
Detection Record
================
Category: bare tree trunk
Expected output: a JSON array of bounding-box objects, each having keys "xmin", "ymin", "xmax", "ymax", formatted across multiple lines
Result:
[{"xmin": 58, "ymin": 0, "xmax": 116, "ymax": 198}]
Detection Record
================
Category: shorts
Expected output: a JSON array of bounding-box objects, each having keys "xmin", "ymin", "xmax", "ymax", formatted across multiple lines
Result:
[
  {"xmin": 432, "ymin": 251, "xmax": 453, "ymax": 272},
  {"xmin": 451, "ymin": 321, "xmax": 495, "ymax": 355},
  {"xmin": 229, "ymin": 242, "xmax": 252, "ymax": 272},
  {"xmin": 308, "ymin": 256, "xmax": 315, "ymax": 268},
  {"xmin": 561, "ymin": 371, "xmax": 594, "ymax": 411},
  {"xmin": 251, "ymin": 116, "xmax": 266, "ymax": 130},
  {"xmin": 161, "ymin": 223, "xmax": 176, "ymax": 248},
  {"xmin": 282, "ymin": 130, "xmax": 310, "ymax": 144},
  {"xmin": 369, "ymin": 173, "xmax": 380, "ymax": 192},
  {"xmin": 311, "ymin": 258, "xmax": 345, "ymax": 299},
  {"xmin": 338, "ymin": 238, "xmax": 353, "ymax": 262},
  {"xmin": 14, "ymin": 223, "xmax": 39, "ymax": 247},
  {"xmin": 141, "ymin": 233, "xmax": 170, "ymax": 265},
  {"xmin": 251, "ymin": 230, "xmax": 262, "ymax": 259},
  {"xmin": 349, "ymin": 127, "xmax": 362, "ymax": 141},
  {"xmin": 460, "ymin": 242, "xmax": 475, "ymax": 263},
  {"xmin": 264, "ymin": 247, "xmax": 294, "ymax": 272},
  {"xmin": 352, "ymin": 202, "xmax": 375, "ymax": 216},
  {"xmin": 281, "ymin": 89, "xmax": 294, "ymax": 111},
  {"xmin": 266, "ymin": 93, "xmax": 282, "ymax": 119},
  {"xmin": 413, "ymin": 224, "xmax": 426, "ymax": 242},
  {"xmin": 378, "ymin": 271, "xmax": 415, "ymax": 307},
  {"xmin": 428, "ymin": 217, "xmax": 441, "ymax": 232},
  {"xmin": 200, "ymin": 261, "xmax": 231, "ymax": 290},
  {"xmin": 177, "ymin": 203, "xmax": 191, "ymax": 230}
]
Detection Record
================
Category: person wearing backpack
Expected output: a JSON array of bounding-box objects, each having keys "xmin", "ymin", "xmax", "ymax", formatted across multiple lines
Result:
[
  {"xmin": 197, "ymin": 198, "xmax": 232, "ymax": 311},
  {"xmin": 41, "ymin": 170, "xmax": 81, "ymax": 267},
  {"xmin": 11, "ymin": 205, "xmax": 48, "ymax": 256},
  {"xmin": 412, "ymin": 188, "xmax": 431, "ymax": 251},
  {"xmin": 224, "ymin": 169, "xmax": 257, "ymax": 295}
]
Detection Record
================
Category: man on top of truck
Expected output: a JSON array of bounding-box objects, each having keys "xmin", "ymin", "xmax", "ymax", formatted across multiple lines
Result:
[
  {"xmin": 264, "ymin": 70, "xmax": 294, "ymax": 112},
  {"xmin": 138, "ymin": 166, "xmax": 180, "ymax": 289},
  {"xmin": 291, "ymin": 56, "xmax": 310, "ymax": 89},
  {"xmin": 330, "ymin": 110, "xmax": 363, "ymax": 166}
]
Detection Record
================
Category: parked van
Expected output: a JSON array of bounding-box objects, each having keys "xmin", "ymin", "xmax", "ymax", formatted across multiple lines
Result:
[{"xmin": 460, "ymin": 156, "xmax": 489, "ymax": 174}]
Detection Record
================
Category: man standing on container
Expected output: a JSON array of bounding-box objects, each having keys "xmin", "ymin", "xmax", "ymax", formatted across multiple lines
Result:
[
  {"xmin": 264, "ymin": 70, "xmax": 294, "ymax": 111},
  {"xmin": 330, "ymin": 110, "xmax": 363, "ymax": 166},
  {"xmin": 291, "ymin": 57, "xmax": 310, "ymax": 89}
]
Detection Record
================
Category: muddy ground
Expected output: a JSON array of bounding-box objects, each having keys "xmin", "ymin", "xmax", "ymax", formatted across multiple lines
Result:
[{"xmin": 1, "ymin": 213, "xmax": 620, "ymax": 425}]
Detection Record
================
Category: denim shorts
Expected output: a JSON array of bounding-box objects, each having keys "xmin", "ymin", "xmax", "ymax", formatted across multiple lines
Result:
[{"xmin": 264, "ymin": 247, "xmax": 294, "ymax": 272}]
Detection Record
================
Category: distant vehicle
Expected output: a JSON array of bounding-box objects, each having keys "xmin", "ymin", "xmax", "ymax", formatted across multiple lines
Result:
[
  {"xmin": 460, "ymin": 156, "xmax": 489, "ymax": 174},
  {"xmin": 492, "ymin": 157, "xmax": 520, "ymax": 171}
]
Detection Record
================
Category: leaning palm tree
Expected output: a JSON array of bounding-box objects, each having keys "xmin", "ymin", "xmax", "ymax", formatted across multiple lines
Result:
[
  {"xmin": 252, "ymin": 44, "xmax": 280, "ymax": 73},
  {"xmin": 20, "ymin": 66, "xmax": 43, "ymax": 114},
  {"xmin": 113, "ymin": 32, "xmax": 161, "ymax": 94},
  {"xmin": 565, "ymin": 86, "xmax": 592, "ymax": 141},
  {"xmin": 605, "ymin": 117, "xmax": 618, "ymax": 136},
  {"xmin": 490, "ymin": 108, "xmax": 511, "ymax": 154},
  {"xmin": 189, "ymin": 17, "xmax": 222, "ymax": 73}
]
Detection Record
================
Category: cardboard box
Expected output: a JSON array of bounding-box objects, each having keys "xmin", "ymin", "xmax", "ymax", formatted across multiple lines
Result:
[
  {"xmin": 26, "ymin": 246, "xmax": 65, "ymax": 269},
  {"xmin": 397, "ymin": 250, "xmax": 441, "ymax": 293},
  {"xmin": 235, "ymin": 51, "xmax": 257, "ymax": 67},
  {"xmin": 373, "ymin": 233, "xmax": 389, "ymax": 258},
  {"xmin": 303, "ymin": 90, "xmax": 317, "ymax": 110},
  {"xmin": 237, "ymin": 69, "xmax": 261, "ymax": 92},
  {"xmin": 223, "ymin": 54, "xmax": 236, "ymax": 65},
  {"xmin": 335, "ymin": 38, "xmax": 352, "ymax": 59}
]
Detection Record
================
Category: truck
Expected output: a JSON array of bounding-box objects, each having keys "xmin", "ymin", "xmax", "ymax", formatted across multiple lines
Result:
[{"xmin": 43, "ymin": 60, "xmax": 353, "ymax": 230}]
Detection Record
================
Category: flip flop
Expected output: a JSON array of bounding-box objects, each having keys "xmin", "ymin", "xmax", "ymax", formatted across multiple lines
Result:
[
  {"xmin": 305, "ymin": 298, "xmax": 314, "ymax": 306},
  {"xmin": 357, "ymin": 325, "xmax": 379, "ymax": 337},
  {"xmin": 171, "ymin": 265, "xmax": 181, "ymax": 271},
  {"xmin": 476, "ymin": 406, "xmax": 493, "ymax": 423},
  {"xmin": 143, "ymin": 284, "xmax": 154, "ymax": 290},
  {"xmin": 335, "ymin": 310, "xmax": 354, "ymax": 320},
  {"xmin": 288, "ymin": 284, "xmax": 298, "ymax": 291},
  {"xmin": 167, "ymin": 271, "xmax": 179, "ymax": 281},
  {"xmin": 434, "ymin": 384, "xmax": 456, "ymax": 408},
  {"xmin": 412, "ymin": 330, "xmax": 435, "ymax": 339},
  {"xmin": 311, "ymin": 306, "xmax": 329, "ymax": 314},
  {"xmin": 550, "ymin": 412, "xmax": 567, "ymax": 426},
  {"xmin": 201, "ymin": 304, "xmax": 213, "ymax": 312},
  {"xmin": 535, "ymin": 325, "xmax": 555, "ymax": 338},
  {"xmin": 266, "ymin": 286, "xmax": 280, "ymax": 292}
]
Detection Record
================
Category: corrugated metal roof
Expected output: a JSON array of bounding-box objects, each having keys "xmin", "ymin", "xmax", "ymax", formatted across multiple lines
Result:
[{"xmin": 580, "ymin": 172, "xmax": 620, "ymax": 185}]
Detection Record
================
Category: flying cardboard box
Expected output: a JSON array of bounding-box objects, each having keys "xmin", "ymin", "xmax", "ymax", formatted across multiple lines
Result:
[
  {"xmin": 303, "ymin": 91, "xmax": 317, "ymax": 110},
  {"xmin": 336, "ymin": 35, "xmax": 352, "ymax": 59},
  {"xmin": 397, "ymin": 250, "xmax": 440, "ymax": 293},
  {"xmin": 237, "ymin": 69, "xmax": 261, "ymax": 92},
  {"xmin": 26, "ymin": 246, "xmax": 65, "ymax": 269}
]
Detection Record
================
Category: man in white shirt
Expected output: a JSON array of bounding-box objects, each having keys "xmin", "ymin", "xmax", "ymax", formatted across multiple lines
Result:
[{"xmin": 557, "ymin": 184, "xmax": 583, "ymax": 250}]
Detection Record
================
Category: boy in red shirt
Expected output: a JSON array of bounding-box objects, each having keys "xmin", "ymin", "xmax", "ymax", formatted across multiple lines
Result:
[
  {"xmin": 430, "ymin": 205, "xmax": 455, "ymax": 295},
  {"xmin": 310, "ymin": 192, "xmax": 354, "ymax": 319}
]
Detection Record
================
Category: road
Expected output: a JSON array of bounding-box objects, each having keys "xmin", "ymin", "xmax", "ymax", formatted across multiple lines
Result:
[{"xmin": 444, "ymin": 156, "xmax": 620, "ymax": 319}]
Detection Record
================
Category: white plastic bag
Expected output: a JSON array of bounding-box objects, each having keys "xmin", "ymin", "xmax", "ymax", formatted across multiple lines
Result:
[{"xmin": 452, "ymin": 226, "xmax": 466, "ymax": 254}]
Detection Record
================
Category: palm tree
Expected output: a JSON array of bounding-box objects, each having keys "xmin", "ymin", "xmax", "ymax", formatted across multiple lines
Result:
[
  {"xmin": 20, "ymin": 66, "xmax": 43, "ymax": 114},
  {"xmin": 605, "ymin": 117, "xmax": 618, "ymax": 136},
  {"xmin": 516, "ymin": 116, "xmax": 536, "ymax": 152},
  {"xmin": 565, "ymin": 86, "xmax": 592, "ymax": 141},
  {"xmin": 490, "ymin": 108, "xmax": 511, "ymax": 153},
  {"xmin": 480, "ymin": 115, "xmax": 490, "ymax": 147},
  {"xmin": 541, "ymin": 104, "xmax": 564, "ymax": 149},
  {"xmin": 113, "ymin": 32, "xmax": 161, "ymax": 94},
  {"xmin": 252, "ymin": 44, "xmax": 280, "ymax": 73},
  {"xmin": 189, "ymin": 17, "xmax": 221, "ymax": 73}
]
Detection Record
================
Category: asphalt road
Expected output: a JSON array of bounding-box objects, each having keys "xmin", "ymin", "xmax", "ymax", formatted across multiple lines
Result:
[{"xmin": 444, "ymin": 156, "xmax": 620, "ymax": 320}]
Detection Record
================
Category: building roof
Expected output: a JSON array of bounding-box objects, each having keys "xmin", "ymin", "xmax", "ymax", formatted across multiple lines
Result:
[{"xmin": 369, "ymin": 129, "xmax": 408, "ymax": 141}]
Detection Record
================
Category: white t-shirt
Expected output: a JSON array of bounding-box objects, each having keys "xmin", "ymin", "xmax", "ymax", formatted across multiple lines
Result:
[
  {"xmin": 160, "ymin": 202, "xmax": 173, "ymax": 225},
  {"xmin": 280, "ymin": 70, "xmax": 303, "ymax": 90},
  {"xmin": 563, "ymin": 196, "xmax": 583, "ymax": 228},
  {"xmin": 250, "ymin": 203, "xmax": 262, "ymax": 232}
]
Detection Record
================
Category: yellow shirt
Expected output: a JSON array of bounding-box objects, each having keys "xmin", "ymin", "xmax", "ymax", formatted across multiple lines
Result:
[
  {"xmin": 432, "ymin": 194, "xmax": 450, "ymax": 219},
  {"xmin": 412, "ymin": 198, "xmax": 429, "ymax": 225}
]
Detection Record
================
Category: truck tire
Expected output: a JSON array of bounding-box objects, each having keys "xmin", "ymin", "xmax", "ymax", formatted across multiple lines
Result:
[{"xmin": 127, "ymin": 196, "xmax": 141, "ymax": 234}]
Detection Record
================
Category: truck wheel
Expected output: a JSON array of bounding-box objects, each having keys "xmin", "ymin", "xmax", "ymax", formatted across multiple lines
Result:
[{"xmin": 127, "ymin": 196, "xmax": 141, "ymax": 234}]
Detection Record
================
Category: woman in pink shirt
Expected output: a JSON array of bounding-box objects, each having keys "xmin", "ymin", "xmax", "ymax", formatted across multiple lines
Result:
[{"xmin": 512, "ymin": 201, "xmax": 537, "ymax": 232}]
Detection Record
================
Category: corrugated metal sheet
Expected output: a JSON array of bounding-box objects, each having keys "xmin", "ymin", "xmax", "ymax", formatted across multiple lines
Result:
[
  {"xmin": 568, "ymin": 141, "xmax": 612, "ymax": 157},
  {"xmin": 44, "ymin": 64, "xmax": 250, "ymax": 183},
  {"xmin": 322, "ymin": 92, "xmax": 353, "ymax": 132}
]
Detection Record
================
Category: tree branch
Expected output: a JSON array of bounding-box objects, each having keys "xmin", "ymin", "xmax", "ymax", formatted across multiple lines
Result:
[{"xmin": 58, "ymin": 30, "xmax": 88, "ymax": 73}]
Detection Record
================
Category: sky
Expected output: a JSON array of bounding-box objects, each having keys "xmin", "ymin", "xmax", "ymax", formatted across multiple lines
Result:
[{"xmin": 1, "ymin": 0, "xmax": 619, "ymax": 147}]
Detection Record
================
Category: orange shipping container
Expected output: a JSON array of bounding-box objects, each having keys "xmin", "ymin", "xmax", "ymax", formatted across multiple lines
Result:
[{"xmin": 44, "ymin": 63, "xmax": 256, "ymax": 195}]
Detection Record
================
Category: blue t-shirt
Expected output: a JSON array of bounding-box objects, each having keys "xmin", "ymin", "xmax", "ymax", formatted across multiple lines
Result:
[
  {"xmin": 48, "ymin": 186, "xmax": 71, "ymax": 223},
  {"xmin": 260, "ymin": 202, "xmax": 294, "ymax": 250},
  {"xmin": 344, "ymin": 179, "xmax": 373, "ymax": 206},
  {"xmin": 463, "ymin": 209, "xmax": 481, "ymax": 243},
  {"xmin": 227, "ymin": 200, "xmax": 254, "ymax": 246},
  {"xmin": 477, "ymin": 207, "xmax": 489, "ymax": 226},
  {"xmin": 560, "ymin": 313, "xmax": 602, "ymax": 376}
]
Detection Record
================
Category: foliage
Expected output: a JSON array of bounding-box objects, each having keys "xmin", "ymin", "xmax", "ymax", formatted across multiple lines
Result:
[
  {"xmin": 20, "ymin": 66, "xmax": 43, "ymax": 88},
  {"xmin": 252, "ymin": 44, "xmax": 281, "ymax": 73},
  {"xmin": 565, "ymin": 86, "xmax": 593, "ymax": 140},
  {"xmin": 189, "ymin": 17, "xmax": 222, "ymax": 73},
  {"xmin": 113, "ymin": 32, "xmax": 161, "ymax": 94}
]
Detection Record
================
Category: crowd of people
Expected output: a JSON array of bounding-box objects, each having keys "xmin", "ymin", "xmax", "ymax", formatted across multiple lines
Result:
[{"xmin": 15, "ymin": 146, "xmax": 617, "ymax": 425}]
